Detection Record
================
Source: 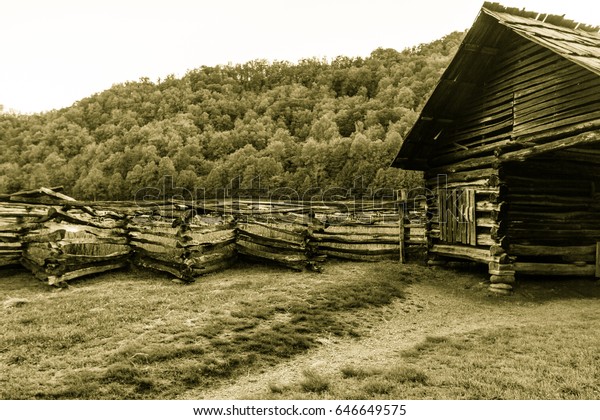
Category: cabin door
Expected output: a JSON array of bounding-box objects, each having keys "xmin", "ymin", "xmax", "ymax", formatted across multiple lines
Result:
[{"xmin": 438, "ymin": 188, "xmax": 477, "ymax": 246}]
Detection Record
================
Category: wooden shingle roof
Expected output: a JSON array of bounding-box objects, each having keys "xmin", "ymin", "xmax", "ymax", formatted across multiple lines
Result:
[
  {"xmin": 391, "ymin": 2, "xmax": 600, "ymax": 170},
  {"xmin": 485, "ymin": 6, "xmax": 600, "ymax": 75}
]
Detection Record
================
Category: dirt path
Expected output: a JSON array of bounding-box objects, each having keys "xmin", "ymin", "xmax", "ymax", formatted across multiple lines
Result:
[{"xmin": 182, "ymin": 275, "xmax": 594, "ymax": 400}]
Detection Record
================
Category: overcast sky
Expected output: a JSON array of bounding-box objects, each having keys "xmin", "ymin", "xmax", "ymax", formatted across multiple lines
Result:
[{"xmin": 1, "ymin": 0, "xmax": 598, "ymax": 114}]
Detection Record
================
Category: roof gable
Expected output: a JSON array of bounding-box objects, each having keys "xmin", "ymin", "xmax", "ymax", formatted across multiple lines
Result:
[{"xmin": 392, "ymin": 2, "xmax": 600, "ymax": 170}]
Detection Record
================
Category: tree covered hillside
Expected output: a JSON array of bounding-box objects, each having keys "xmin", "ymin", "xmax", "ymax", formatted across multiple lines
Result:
[{"xmin": 0, "ymin": 32, "xmax": 463, "ymax": 200}]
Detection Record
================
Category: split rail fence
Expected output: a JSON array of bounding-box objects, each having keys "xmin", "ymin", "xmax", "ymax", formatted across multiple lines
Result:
[{"xmin": 0, "ymin": 188, "xmax": 426, "ymax": 286}]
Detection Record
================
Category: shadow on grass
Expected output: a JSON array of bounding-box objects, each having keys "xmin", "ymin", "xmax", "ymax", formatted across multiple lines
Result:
[{"xmin": 18, "ymin": 263, "xmax": 408, "ymax": 399}]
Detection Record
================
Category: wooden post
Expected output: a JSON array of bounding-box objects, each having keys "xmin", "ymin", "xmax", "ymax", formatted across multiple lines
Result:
[
  {"xmin": 596, "ymin": 242, "xmax": 600, "ymax": 278},
  {"xmin": 399, "ymin": 204, "xmax": 405, "ymax": 264}
]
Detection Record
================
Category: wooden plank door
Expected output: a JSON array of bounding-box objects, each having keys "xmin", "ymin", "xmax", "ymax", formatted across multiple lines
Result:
[{"xmin": 438, "ymin": 187, "xmax": 476, "ymax": 246}]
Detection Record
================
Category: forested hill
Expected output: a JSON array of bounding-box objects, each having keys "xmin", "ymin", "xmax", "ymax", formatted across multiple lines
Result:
[{"xmin": 0, "ymin": 32, "xmax": 463, "ymax": 200}]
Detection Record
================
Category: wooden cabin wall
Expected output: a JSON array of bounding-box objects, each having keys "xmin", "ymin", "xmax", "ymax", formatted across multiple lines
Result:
[
  {"xmin": 502, "ymin": 149, "xmax": 600, "ymax": 276},
  {"xmin": 430, "ymin": 34, "xmax": 600, "ymax": 167},
  {"xmin": 423, "ymin": 31, "xmax": 600, "ymax": 270}
]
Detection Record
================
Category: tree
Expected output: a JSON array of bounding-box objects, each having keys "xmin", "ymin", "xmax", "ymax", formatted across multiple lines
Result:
[
  {"xmin": 176, "ymin": 169, "xmax": 198, "ymax": 200},
  {"xmin": 108, "ymin": 172, "xmax": 126, "ymax": 200},
  {"xmin": 0, "ymin": 162, "xmax": 24, "ymax": 193},
  {"xmin": 125, "ymin": 164, "xmax": 146, "ymax": 197},
  {"xmin": 309, "ymin": 112, "xmax": 340, "ymax": 141},
  {"xmin": 370, "ymin": 167, "xmax": 423, "ymax": 195},
  {"xmin": 43, "ymin": 152, "xmax": 68, "ymax": 187},
  {"xmin": 157, "ymin": 157, "xmax": 177, "ymax": 198},
  {"xmin": 74, "ymin": 168, "xmax": 107, "ymax": 200},
  {"xmin": 240, "ymin": 157, "xmax": 284, "ymax": 190}
]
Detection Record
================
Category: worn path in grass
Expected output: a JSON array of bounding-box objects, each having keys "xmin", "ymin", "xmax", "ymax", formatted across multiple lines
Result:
[{"xmin": 185, "ymin": 265, "xmax": 600, "ymax": 399}]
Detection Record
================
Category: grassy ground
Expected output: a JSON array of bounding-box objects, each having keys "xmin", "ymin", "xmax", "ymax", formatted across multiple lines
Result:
[
  {"xmin": 263, "ymin": 323, "xmax": 600, "ymax": 400},
  {"xmin": 0, "ymin": 261, "xmax": 406, "ymax": 399},
  {"xmin": 1, "ymin": 260, "xmax": 599, "ymax": 400}
]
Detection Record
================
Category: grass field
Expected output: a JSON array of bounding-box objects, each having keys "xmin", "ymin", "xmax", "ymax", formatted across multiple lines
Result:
[{"xmin": 1, "ymin": 260, "xmax": 599, "ymax": 400}]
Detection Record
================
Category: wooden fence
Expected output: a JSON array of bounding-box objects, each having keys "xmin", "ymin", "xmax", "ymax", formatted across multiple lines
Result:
[
  {"xmin": 128, "ymin": 211, "xmax": 237, "ymax": 281},
  {"xmin": 12, "ymin": 202, "xmax": 130, "ymax": 286},
  {"xmin": 0, "ymin": 189, "xmax": 427, "ymax": 285}
]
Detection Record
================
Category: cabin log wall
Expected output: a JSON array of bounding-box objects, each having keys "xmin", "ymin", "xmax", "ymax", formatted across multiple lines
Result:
[{"xmin": 502, "ymin": 150, "xmax": 600, "ymax": 277}]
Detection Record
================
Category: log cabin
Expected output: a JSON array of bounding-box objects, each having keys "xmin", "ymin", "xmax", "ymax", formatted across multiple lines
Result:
[{"xmin": 391, "ymin": 2, "xmax": 600, "ymax": 293}]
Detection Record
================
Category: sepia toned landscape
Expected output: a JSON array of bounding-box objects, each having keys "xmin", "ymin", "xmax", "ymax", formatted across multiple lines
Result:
[{"xmin": 1, "ymin": 1, "xmax": 599, "ymax": 403}]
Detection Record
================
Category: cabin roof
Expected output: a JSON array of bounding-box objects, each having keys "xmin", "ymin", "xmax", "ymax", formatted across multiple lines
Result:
[{"xmin": 391, "ymin": 2, "xmax": 600, "ymax": 170}]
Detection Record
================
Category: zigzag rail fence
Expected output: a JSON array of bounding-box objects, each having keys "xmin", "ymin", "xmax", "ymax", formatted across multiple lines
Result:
[{"xmin": 0, "ymin": 189, "xmax": 427, "ymax": 286}]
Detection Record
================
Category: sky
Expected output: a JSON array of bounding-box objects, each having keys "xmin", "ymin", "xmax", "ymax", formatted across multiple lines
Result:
[{"xmin": 1, "ymin": 0, "xmax": 598, "ymax": 114}]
